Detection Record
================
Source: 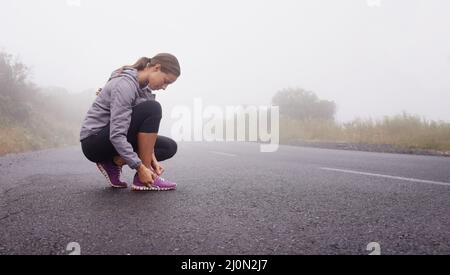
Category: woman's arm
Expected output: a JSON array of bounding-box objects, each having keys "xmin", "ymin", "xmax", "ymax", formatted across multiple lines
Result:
[
  {"xmin": 109, "ymin": 78, "xmax": 142, "ymax": 170},
  {"xmin": 151, "ymin": 152, "xmax": 164, "ymax": 175}
]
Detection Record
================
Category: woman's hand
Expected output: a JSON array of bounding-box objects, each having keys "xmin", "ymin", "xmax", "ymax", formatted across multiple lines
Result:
[
  {"xmin": 151, "ymin": 153, "xmax": 165, "ymax": 176},
  {"xmin": 137, "ymin": 164, "xmax": 157, "ymax": 186}
]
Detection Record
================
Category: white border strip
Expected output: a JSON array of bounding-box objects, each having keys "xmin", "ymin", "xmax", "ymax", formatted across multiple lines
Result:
[
  {"xmin": 320, "ymin": 167, "xmax": 450, "ymax": 187},
  {"xmin": 209, "ymin": 151, "xmax": 237, "ymax": 157}
]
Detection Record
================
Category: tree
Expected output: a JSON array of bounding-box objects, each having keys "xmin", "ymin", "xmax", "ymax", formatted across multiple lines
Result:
[
  {"xmin": 272, "ymin": 88, "xmax": 336, "ymax": 121},
  {"xmin": 0, "ymin": 51, "xmax": 32, "ymax": 123}
]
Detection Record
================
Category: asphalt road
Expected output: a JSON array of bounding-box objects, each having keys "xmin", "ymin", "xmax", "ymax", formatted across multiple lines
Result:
[{"xmin": 0, "ymin": 142, "xmax": 449, "ymax": 255}]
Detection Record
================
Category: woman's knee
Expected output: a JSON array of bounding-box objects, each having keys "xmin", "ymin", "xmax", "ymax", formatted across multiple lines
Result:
[
  {"xmin": 167, "ymin": 138, "xmax": 178, "ymax": 158},
  {"xmin": 130, "ymin": 100, "xmax": 163, "ymax": 134},
  {"xmin": 133, "ymin": 100, "xmax": 162, "ymax": 118},
  {"xmin": 155, "ymin": 137, "xmax": 178, "ymax": 161}
]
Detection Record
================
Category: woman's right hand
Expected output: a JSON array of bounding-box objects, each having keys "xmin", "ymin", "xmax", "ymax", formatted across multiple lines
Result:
[{"xmin": 137, "ymin": 164, "xmax": 157, "ymax": 186}]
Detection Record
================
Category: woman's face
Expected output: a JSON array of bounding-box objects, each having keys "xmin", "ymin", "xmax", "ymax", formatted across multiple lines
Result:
[{"xmin": 147, "ymin": 64, "xmax": 178, "ymax": 91}]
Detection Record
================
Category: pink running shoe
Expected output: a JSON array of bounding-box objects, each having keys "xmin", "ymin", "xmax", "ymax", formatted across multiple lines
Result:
[
  {"xmin": 131, "ymin": 173, "xmax": 177, "ymax": 191},
  {"xmin": 96, "ymin": 160, "xmax": 128, "ymax": 188}
]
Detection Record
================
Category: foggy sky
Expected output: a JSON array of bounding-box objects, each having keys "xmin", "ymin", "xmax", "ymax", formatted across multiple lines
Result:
[{"xmin": 1, "ymin": 0, "xmax": 450, "ymax": 125}]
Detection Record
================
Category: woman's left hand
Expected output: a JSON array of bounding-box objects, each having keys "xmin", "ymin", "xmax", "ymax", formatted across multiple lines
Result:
[{"xmin": 151, "ymin": 154, "xmax": 165, "ymax": 176}]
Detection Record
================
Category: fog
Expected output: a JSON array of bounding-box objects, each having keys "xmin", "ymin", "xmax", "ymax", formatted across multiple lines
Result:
[{"xmin": 1, "ymin": 0, "xmax": 450, "ymax": 131}]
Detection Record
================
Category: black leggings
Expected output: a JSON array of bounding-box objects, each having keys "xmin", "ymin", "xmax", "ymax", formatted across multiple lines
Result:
[{"xmin": 81, "ymin": 100, "xmax": 177, "ymax": 163}]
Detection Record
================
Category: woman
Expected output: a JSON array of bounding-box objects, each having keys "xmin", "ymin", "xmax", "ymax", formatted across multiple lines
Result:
[{"xmin": 80, "ymin": 53, "xmax": 180, "ymax": 191}]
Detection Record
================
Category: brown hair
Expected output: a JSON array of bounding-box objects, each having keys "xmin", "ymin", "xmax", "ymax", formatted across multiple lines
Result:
[
  {"xmin": 97, "ymin": 53, "xmax": 180, "ymax": 96},
  {"xmin": 120, "ymin": 53, "xmax": 181, "ymax": 77}
]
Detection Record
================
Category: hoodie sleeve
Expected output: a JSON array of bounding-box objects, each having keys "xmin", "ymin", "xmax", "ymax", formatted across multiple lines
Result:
[{"xmin": 109, "ymin": 78, "xmax": 142, "ymax": 170}]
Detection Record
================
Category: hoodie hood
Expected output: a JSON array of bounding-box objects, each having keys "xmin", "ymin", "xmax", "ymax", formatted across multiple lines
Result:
[{"xmin": 108, "ymin": 67, "xmax": 152, "ymax": 92}]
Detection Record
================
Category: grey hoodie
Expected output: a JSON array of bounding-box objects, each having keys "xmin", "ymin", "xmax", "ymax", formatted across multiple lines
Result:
[{"xmin": 79, "ymin": 67, "xmax": 156, "ymax": 169}]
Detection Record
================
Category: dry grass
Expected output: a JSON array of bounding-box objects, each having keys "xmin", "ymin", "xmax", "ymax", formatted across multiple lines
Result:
[
  {"xmin": 280, "ymin": 112, "xmax": 450, "ymax": 151},
  {"xmin": 0, "ymin": 112, "xmax": 80, "ymax": 156}
]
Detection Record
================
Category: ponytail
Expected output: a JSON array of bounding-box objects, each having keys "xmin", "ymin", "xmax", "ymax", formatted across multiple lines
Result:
[{"xmin": 119, "ymin": 53, "xmax": 180, "ymax": 77}]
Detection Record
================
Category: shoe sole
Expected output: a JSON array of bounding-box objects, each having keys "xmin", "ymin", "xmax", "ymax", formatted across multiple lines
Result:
[
  {"xmin": 96, "ymin": 163, "xmax": 128, "ymax": 188},
  {"xmin": 131, "ymin": 184, "xmax": 176, "ymax": 191}
]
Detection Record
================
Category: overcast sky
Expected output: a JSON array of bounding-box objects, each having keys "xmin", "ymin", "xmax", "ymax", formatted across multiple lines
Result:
[{"xmin": 1, "ymin": 0, "xmax": 449, "ymax": 123}]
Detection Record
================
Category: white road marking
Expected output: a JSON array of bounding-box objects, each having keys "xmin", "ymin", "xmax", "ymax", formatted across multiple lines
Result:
[
  {"xmin": 320, "ymin": 167, "xmax": 450, "ymax": 187},
  {"xmin": 209, "ymin": 151, "xmax": 237, "ymax": 157}
]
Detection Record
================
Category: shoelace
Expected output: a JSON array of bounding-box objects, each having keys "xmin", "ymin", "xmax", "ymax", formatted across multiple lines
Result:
[{"xmin": 112, "ymin": 162, "xmax": 122, "ymax": 177}]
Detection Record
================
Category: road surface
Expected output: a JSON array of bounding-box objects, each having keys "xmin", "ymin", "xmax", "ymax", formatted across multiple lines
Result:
[{"xmin": 0, "ymin": 142, "xmax": 449, "ymax": 254}]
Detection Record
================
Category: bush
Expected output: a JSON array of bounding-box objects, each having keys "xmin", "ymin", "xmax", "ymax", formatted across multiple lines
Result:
[
  {"xmin": 272, "ymin": 88, "xmax": 336, "ymax": 121},
  {"xmin": 280, "ymin": 112, "xmax": 450, "ymax": 151},
  {"xmin": 0, "ymin": 50, "xmax": 92, "ymax": 155}
]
